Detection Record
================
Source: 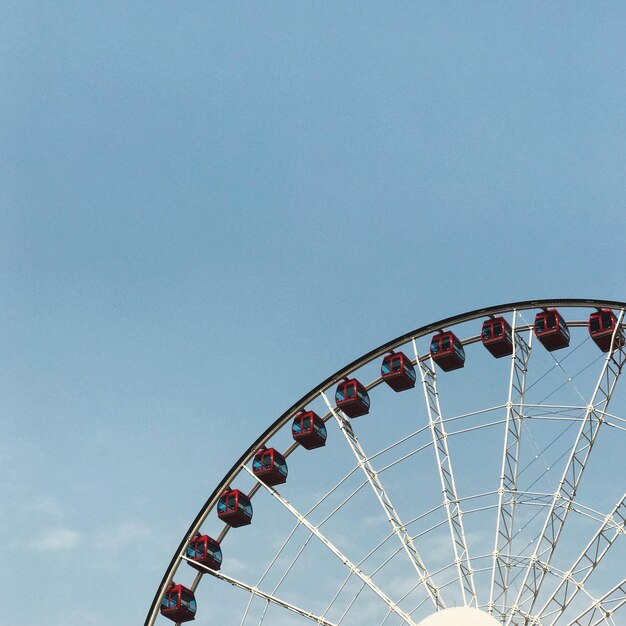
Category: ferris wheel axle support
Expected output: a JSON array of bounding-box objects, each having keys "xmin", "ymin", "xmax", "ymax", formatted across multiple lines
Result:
[
  {"xmin": 489, "ymin": 312, "xmax": 533, "ymax": 616},
  {"xmin": 243, "ymin": 463, "xmax": 420, "ymax": 626},
  {"xmin": 530, "ymin": 492, "xmax": 626, "ymax": 625},
  {"xmin": 507, "ymin": 311, "xmax": 626, "ymax": 625},
  {"xmin": 415, "ymin": 342, "xmax": 479, "ymax": 608},
  {"xmin": 321, "ymin": 391, "xmax": 446, "ymax": 612}
]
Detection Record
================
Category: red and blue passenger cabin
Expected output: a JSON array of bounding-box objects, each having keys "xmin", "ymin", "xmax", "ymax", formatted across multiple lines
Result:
[
  {"xmin": 292, "ymin": 411, "xmax": 327, "ymax": 449},
  {"xmin": 589, "ymin": 309, "xmax": 624, "ymax": 352},
  {"xmin": 430, "ymin": 331, "xmax": 465, "ymax": 371},
  {"xmin": 481, "ymin": 317, "xmax": 513, "ymax": 358},
  {"xmin": 187, "ymin": 533, "xmax": 222, "ymax": 571},
  {"xmin": 160, "ymin": 583, "xmax": 197, "ymax": 623},
  {"xmin": 217, "ymin": 488, "xmax": 253, "ymax": 527},
  {"xmin": 335, "ymin": 378, "xmax": 370, "ymax": 418},
  {"xmin": 381, "ymin": 351, "xmax": 416, "ymax": 391},
  {"xmin": 252, "ymin": 446, "xmax": 288, "ymax": 486},
  {"xmin": 534, "ymin": 309, "xmax": 570, "ymax": 351}
]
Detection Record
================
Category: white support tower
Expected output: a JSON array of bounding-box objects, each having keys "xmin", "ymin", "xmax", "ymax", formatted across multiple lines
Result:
[
  {"xmin": 489, "ymin": 314, "xmax": 532, "ymax": 617},
  {"xmin": 321, "ymin": 390, "xmax": 446, "ymax": 612},
  {"xmin": 506, "ymin": 312, "xmax": 626, "ymax": 624},
  {"xmin": 414, "ymin": 340, "xmax": 478, "ymax": 608}
]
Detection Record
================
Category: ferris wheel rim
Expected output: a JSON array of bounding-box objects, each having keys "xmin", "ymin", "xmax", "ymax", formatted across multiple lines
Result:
[{"xmin": 146, "ymin": 297, "xmax": 626, "ymax": 626}]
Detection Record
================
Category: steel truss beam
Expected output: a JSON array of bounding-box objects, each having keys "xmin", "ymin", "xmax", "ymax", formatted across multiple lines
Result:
[
  {"xmin": 506, "ymin": 311, "xmax": 626, "ymax": 625},
  {"xmin": 567, "ymin": 576, "xmax": 626, "ymax": 626},
  {"xmin": 414, "ymin": 340, "xmax": 478, "ymax": 607},
  {"xmin": 530, "ymin": 493, "xmax": 626, "ymax": 625},
  {"xmin": 321, "ymin": 391, "xmax": 446, "ymax": 612},
  {"xmin": 183, "ymin": 556, "xmax": 340, "ymax": 626},
  {"xmin": 243, "ymin": 463, "xmax": 419, "ymax": 626},
  {"xmin": 489, "ymin": 313, "xmax": 533, "ymax": 617}
]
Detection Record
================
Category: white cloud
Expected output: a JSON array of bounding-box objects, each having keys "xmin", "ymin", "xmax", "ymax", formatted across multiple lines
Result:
[
  {"xmin": 95, "ymin": 520, "xmax": 152, "ymax": 551},
  {"xmin": 39, "ymin": 527, "xmax": 81, "ymax": 551}
]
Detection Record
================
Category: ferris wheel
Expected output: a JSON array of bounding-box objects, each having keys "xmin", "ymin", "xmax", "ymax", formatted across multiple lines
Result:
[{"xmin": 146, "ymin": 299, "xmax": 626, "ymax": 626}]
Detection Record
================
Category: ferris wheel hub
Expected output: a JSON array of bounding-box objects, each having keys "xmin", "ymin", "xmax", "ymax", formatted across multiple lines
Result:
[{"xmin": 417, "ymin": 607, "xmax": 502, "ymax": 626}]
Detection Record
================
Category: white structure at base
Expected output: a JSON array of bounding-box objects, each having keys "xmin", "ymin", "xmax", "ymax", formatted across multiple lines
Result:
[{"xmin": 417, "ymin": 607, "xmax": 502, "ymax": 626}]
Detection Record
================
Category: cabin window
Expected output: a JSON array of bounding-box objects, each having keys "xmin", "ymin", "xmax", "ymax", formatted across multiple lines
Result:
[
  {"xmin": 162, "ymin": 591, "xmax": 180, "ymax": 609},
  {"xmin": 482, "ymin": 326, "xmax": 492, "ymax": 340},
  {"xmin": 346, "ymin": 384, "xmax": 355, "ymax": 399},
  {"xmin": 181, "ymin": 592, "xmax": 196, "ymax": 612},
  {"xmin": 546, "ymin": 313, "xmax": 557, "ymax": 329},
  {"xmin": 441, "ymin": 336, "xmax": 451, "ymax": 351},
  {"xmin": 431, "ymin": 340, "xmax": 440, "ymax": 353},
  {"xmin": 186, "ymin": 543, "xmax": 201, "ymax": 559},
  {"xmin": 392, "ymin": 356, "xmax": 402, "ymax": 372},
  {"xmin": 492, "ymin": 322, "xmax": 503, "ymax": 337},
  {"xmin": 536, "ymin": 317, "xmax": 545, "ymax": 333},
  {"xmin": 601, "ymin": 313, "xmax": 614, "ymax": 330},
  {"xmin": 208, "ymin": 545, "xmax": 222, "ymax": 561}
]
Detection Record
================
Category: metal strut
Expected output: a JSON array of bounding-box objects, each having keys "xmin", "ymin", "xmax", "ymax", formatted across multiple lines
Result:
[
  {"xmin": 506, "ymin": 311, "xmax": 626, "ymax": 624},
  {"xmin": 489, "ymin": 314, "xmax": 532, "ymax": 617},
  {"xmin": 530, "ymin": 492, "xmax": 626, "ymax": 625},
  {"xmin": 567, "ymin": 576, "xmax": 626, "ymax": 626},
  {"xmin": 414, "ymin": 340, "xmax": 478, "ymax": 608},
  {"xmin": 321, "ymin": 391, "xmax": 446, "ymax": 612},
  {"xmin": 183, "ymin": 556, "xmax": 340, "ymax": 626},
  {"xmin": 243, "ymin": 463, "xmax": 419, "ymax": 626}
]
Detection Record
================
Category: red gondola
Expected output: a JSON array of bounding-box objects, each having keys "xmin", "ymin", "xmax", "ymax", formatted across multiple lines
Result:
[
  {"xmin": 589, "ymin": 309, "xmax": 624, "ymax": 352},
  {"xmin": 534, "ymin": 309, "xmax": 570, "ymax": 351},
  {"xmin": 217, "ymin": 488, "xmax": 253, "ymax": 527},
  {"xmin": 381, "ymin": 351, "xmax": 416, "ymax": 391},
  {"xmin": 481, "ymin": 317, "xmax": 513, "ymax": 358},
  {"xmin": 186, "ymin": 533, "xmax": 222, "ymax": 571},
  {"xmin": 253, "ymin": 446, "xmax": 288, "ymax": 486},
  {"xmin": 335, "ymin": 378, "xmax": 370, "ymax": 418},
  {"xmin": 430, "ymin": 331, "xmax": 465, "ymax": 372},
  {"xmin": 160, "ymin": 583, "xmax": 197, "ymax": 623},
  {"xmin": 292, "ymin": 411, "xmax": 327, "ymax": 450}
]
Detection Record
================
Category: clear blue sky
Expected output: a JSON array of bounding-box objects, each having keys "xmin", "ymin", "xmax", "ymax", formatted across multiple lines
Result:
[{"xmin": 1, "ymin": 3, "xmax": 625, "ymax": 625}]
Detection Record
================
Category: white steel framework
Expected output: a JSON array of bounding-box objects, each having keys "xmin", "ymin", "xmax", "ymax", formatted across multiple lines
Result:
[
  {"xmin": 531, "ymin": 492, "xmax": 626, "ymax": 625},
  {"xmin": 568, "ymin": 576, "xmax": 626, "ymax": 626},
  {"xmin": 321, "ymin": 390, "xmax": 446, "ymax": 611},
  {"xmin": 506, "ymin": 312, "xmax": 626, "ymax": 624},
  {"xmin": 414, "ymin": 340, "xmax": 479, "ymax": 608},
  {"xmin": 489, "ymin": 313, "xmax": 533, "ymax": 617},
  {"xmin": 146, "ymin": 300, "xmax": 626, "ymax": 626},
  {"xmin": 243, "ymin": 463, "xmax": 419, "ymax": 626}
]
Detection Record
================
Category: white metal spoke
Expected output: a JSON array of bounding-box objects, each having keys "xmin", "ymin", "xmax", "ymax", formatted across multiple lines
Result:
[
  {"xmin": 507, "ymin": 311, "xmax": 626, "ymax": 624},
  {"xmin": 530, "ymin": 492, "xmax": 626, "ymax": 625},
  {"xmin": 321, "ymin": 390, "xmax": 446, "ymax": 611},
  {"xmin": 183, "ymin": 556, "xmax": 340, "ymax": 626},
  {"xmin": 489, "ymin": 314, "xmax": 533, "ymax": 616},
  {"xmin": 567, "ymin": 576, "xmax": 626, "ymax": 626},
  {"xmin": 243, "ymin": 463, "xmax": 419, "ymax": 626},
  {"xmin": 413, "ymin": 339, "xmax": 478, "ymax": 608}
]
